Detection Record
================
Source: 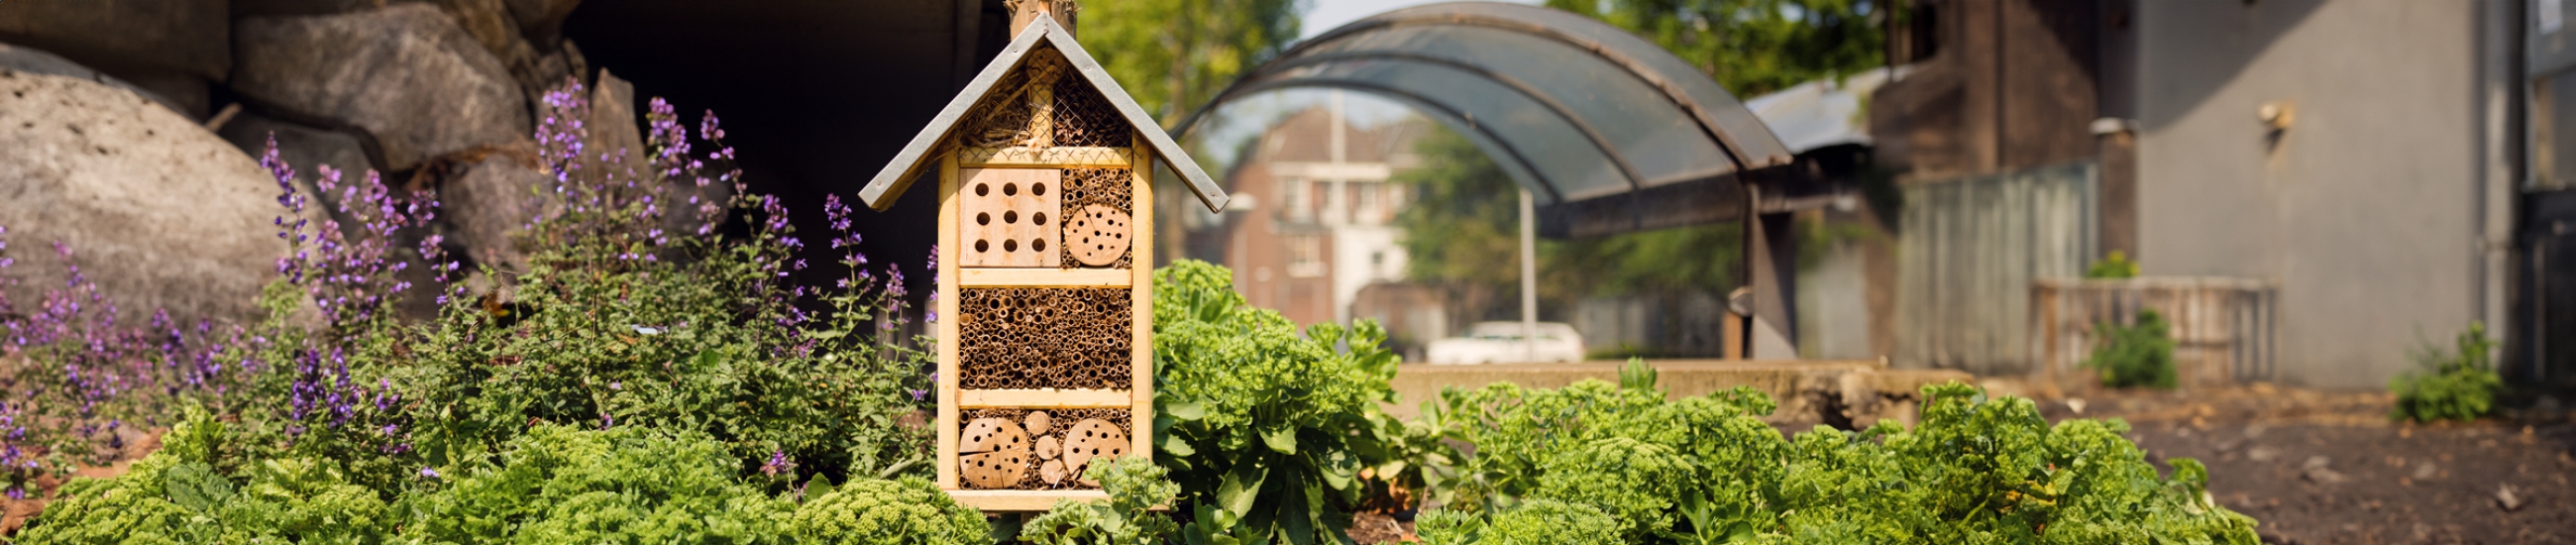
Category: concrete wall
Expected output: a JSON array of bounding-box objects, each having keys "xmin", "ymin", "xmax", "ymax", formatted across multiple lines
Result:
[{"xmin": 2134, "ymin": 0, "xmax": 2481, "ymax": 388}]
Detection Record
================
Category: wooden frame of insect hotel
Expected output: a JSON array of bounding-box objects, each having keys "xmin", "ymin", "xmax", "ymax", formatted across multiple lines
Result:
[{"xmin": 856, "ymin": 7, "xmax": 1230, "ymax": 511}]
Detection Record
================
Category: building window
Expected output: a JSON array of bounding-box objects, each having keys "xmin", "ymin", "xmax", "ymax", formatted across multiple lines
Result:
[
  {"xmin": 1282, "ymin": 177, "xmax": 1312, "ymax": 222},
  {"xmin": 1354, "ymin": 182, "xmax": 1381, "ymax": 224},
  {"xmin": 1289, "ymin": 235, "xmax": 1327, "ymax": 277}
]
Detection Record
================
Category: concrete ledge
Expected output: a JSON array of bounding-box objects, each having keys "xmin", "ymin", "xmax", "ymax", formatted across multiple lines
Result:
[{"xmin": 1383, "ymin": 359, "xmax": 1974, "ymax": 429}]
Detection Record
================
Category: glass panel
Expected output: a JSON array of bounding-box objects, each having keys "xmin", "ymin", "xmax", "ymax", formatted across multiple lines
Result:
[
  {"xmin": 1298, "ymin": 25, "xmax": 1737, "ymax": 187},
  {"xmin": 1249, "ymin": 58, "xmax": 1635, "ymax": 201}
]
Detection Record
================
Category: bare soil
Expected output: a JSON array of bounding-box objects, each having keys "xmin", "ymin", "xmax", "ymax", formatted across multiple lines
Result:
[{"xmin": 2005, "ymin": 381, "xmax": 2576, "ymax": 545}]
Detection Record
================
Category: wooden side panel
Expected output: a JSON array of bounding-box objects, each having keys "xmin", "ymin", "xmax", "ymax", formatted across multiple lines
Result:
[
  {"xmin": 936, "ymin": 154, "xmax": 963, "ymax": 490},
  {"xmin": 952, "ymin": 490, "xmax": 1111, "ymax": 511},
  {"xmin": 958, "ymin": 388, "xmax": 1132, "ymax": 408},
  {"xmin": 1129, "ymin": 139, "xmax": 1155, "ymax": 463},
  {"xmin": 959, "ymin": 268, "xmax": 1130, "ymax": 287}
]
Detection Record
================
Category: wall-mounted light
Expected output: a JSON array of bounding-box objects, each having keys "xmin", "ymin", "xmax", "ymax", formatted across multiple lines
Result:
[{"xmin": 2258, "ymin": 100, "xmax": 2297, "ymax": 131}]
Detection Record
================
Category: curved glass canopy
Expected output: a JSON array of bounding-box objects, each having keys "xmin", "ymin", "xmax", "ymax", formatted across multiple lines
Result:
[{"xmin": 1179, "ymin": 2, "xmax": 1798, "ymax": 237}]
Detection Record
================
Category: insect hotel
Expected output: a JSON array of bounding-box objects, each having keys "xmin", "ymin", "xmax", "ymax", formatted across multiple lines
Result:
[{"xmin": 856, "ymin": 6, "xmax": 1230, "ymax": 511}]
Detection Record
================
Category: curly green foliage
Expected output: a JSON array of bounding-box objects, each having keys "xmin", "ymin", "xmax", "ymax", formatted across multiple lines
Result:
[
  {"xmin": 1437, "ymin": 378, "xmax": 1776, "ymax": 512},
  {"xmin": 788, "ymin": 477, "xmax": 989, "ymax": 545},
  {"xmin": 1150, "ymin": 260, "xmax": 1400, "ymax": 544},
  {"xmin": 14, "ymin": 410, "xmax": 392, "ymax": 545},
  {"xmin": 1022, "ymin": 456, "xmax": 1182, "ymax": 545},
  {"xmin": 2082, "ymin": 309, "xmax": 2177, "ymax": 389},
  {"xmin": 395, "ymin": 424, "xmax": 791, "ymax": 544},
  {"xmin": 2391, "ymin": 322, "xmax": 2504, "ymax": 422},
  {"xmin": 1534, "ymin": 437, "xmax": 1691, "ymax": 542},
  {"xmin": 396, "ymin": 196, "xmax": 933, "ymax": 485},
  {"xmin": 1430, "ymin": 377, "xmax": 2260, "ymax": 543},
  {"xmin": 1415, "ymin": 499, "xmax": 1620, "ymax": 545}
]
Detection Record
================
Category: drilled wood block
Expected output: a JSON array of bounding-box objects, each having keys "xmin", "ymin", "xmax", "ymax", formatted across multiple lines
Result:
[
  {"xmin": 1061, "ymin": 418, "xmax": 1129, "ymax": 487},
  {"xmin": 960, "ymin": 417, "xmax": 1034, "ymax": 489},
  {"xmin": 1066, "ymin": 204, "xmax": 1131, "ymax": 267},
  {"xmin": 958, "ymin": 408, "xmax": 1129, "ymax": 490},
  {"xmin": 1058, "ymin": 168, "xmax": 1133, "ymax": 270},
  {"xmin": 960, "ymin": 168, "xmax": 1062, "ymax": 268}
]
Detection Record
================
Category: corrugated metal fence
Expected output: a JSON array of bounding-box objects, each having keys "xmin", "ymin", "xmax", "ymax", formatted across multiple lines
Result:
[
  {"xmin": 1896, "ymin": 162, "xmax": 2097, "ymax": 374},
  {"xmin": 2031, "ymin": 277, "xmax": 2279, "ymax": 385}
]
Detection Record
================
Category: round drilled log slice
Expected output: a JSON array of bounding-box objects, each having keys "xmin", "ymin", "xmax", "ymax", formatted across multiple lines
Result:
[
  {"xmin": 1061, "ymin": 418, "xmax": 1129, "ymax": 486},
  {"xmin": 1065, "ymin": 204, "xmax": 1131, "ymax": 267},
  {"xmin": 1040, "ymin": 459, "xmax": 1070, "ymax": 486},
  {"xmin": 1024, "ymin": 410, "xmax": 1054, "ymax": 436},
  {"xmin": 960, "ymin": 417, "xmax": 1032, "ymax": 489},
  {"xmin": 1035, "ymin": 435, "xmax": 1062, "ymax": 460}
]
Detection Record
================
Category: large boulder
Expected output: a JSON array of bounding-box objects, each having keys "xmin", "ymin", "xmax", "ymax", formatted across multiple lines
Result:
[
  {"xmin": 0, "ymin": 0, "xmax": 230, "ymax": 80},
  {"xmin": 0, "ymin": 0, "xmax": 229, "ymax": 118},
  {"xmin": 216, "ymin": 110, "xmax": 379, "ymax": 233},
  {"xmin": 0, "ymin": 70, "xmax": 289, "ymax": 324},
  {"xmin": 439, "ymin": 152, "xmax": 546, "ymax": 272},
  {"xmin": 233, "ymin": 4, "xmax": 530, "ymax": 171},
  {"xmin": 0, "ymin": 42, "xmax": 189, "ymax": 117}
]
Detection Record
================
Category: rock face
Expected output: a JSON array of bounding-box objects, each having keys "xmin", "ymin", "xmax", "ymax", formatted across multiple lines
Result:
[
  {"xmin": 232, "ymin": 4, "xmax": 529, "ymax": 171},
  {"xmin": 0, "ymin": 71, "xmax": 290, "ymax": 324}
]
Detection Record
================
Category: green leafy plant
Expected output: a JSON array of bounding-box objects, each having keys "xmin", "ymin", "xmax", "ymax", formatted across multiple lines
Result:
[
  {"xmin": 396, "ymin": 423, "xmax": 792, "ymax": 544},
  {"xmin": 1150, "ymin": 260, "xmax": 1400, "ymax": 544},
  {"xmin": 1021, "ymin": 456, "xmax": 1181, "ymax": 545},
  {"xmin": 1415, "ymin": 499, "xmax": 1621, "ymax": 545},
  {"xmin": 2087, "ymin": 250, "xmax": 2140, "ymax": 279},
  {"xmin": 2082, "ymin": 308, "xmax": 2177, "ymax": 389},
  {"xmin": 12, "ymin": 409, "xmax": 394, "ymax": 545},
  {"xmin": 1423, "ymin": 375, "xmax": 2259, "ymax": 543},
  {"xmin": 2390, "ymin": 321, "xmax": 2504, "ymax": 422},
  {"xmin": 788, "ymin": 476, "xmax": 992, "ymax": 545}
]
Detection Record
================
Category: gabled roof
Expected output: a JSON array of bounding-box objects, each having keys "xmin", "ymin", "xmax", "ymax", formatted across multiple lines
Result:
[{"xmin": 858, "ymin": 14, "xmax": 1230, "ymax": 213}]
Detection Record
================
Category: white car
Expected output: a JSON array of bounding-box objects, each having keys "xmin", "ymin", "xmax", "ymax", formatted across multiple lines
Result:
[{"xmin": 1425, "ymin": 322, "xmax": 1586, "ymax": 365}]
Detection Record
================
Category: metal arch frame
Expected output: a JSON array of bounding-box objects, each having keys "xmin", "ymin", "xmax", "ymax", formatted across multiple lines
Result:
[
  {"xmin": 1175, "ymin": 3, "xmax": 1793, "ymax": 180},
  {"xmin": 1246, "ymin": 52, "xmax": 1666, "ymax": 199},
  {"xmin": 1218, "ymin": 76, "xmax": 1567, "ymax": 204},
  {"xmin": 1311, "ymin": 10, "xmax": 1789, "ymax": 169}
]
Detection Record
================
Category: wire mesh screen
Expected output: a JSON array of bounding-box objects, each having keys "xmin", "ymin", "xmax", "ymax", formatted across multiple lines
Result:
[{"xmin": 1051, "ymin": 67, "xmax": 1130, "ymax": 148}]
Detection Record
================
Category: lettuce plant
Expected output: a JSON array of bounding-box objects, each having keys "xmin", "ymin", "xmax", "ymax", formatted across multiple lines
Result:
[{"xmin": 1149, "ymin": 260, "xmax": 1400, "ymax": 544}]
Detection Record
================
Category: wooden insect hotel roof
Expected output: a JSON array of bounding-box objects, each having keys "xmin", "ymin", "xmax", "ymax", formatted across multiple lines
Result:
[{"xmin": 857, "ymin": 13, "xmax": 1230, "ymax": 213}]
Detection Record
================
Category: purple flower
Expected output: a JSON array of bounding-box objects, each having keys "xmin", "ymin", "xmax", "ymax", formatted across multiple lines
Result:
[
  {"xmin": 420, "ymin": 467, "xmax": 440, "ymax": 479},
  {"xmin": 760, "ymin": 450, "xmax": 794, "ymax": 477}
]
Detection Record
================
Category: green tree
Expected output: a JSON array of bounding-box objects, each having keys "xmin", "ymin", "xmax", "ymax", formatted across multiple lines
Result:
[
  {"xmin": 1544, "ymin": 0, "xmax": 1888, "ymax": 96},
  {"xmin": 1394, "ymin": 128, "xmax": 1742, "ymax": 331},
  {"xmin": 1081, "ymin": 0, "xmax": 1308, "ymax": 125}
]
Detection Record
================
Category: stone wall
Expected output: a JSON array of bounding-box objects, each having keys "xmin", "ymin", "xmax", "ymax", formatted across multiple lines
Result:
[{"xmin": 0, "ymin": 0, "xmax": 640, "ymax": 324}]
